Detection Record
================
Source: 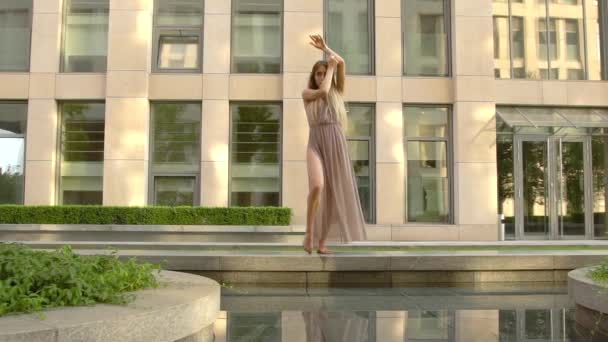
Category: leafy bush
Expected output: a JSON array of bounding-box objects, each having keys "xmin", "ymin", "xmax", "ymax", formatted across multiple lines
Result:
[
  {"xmin": 588, "ymin": 259, "xmax": 608, "ymax": 286},
  {"xmin": 0, "ymin": 205, "xmax": 292, "ymax": 225},
  {"xmin": 0, "ymin": 244, "xmax": 161, "ymax": 317}
]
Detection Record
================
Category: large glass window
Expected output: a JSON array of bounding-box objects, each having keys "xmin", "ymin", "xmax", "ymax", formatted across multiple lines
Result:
[
  {"xmin": 230, "ymin": 102, "xmax": 281, "ymax": 207},
  {"xmin": 150, "ymin": 103, "xmax": 201, "ymax": 206},
  {"xmin": 345, "ymin": 103, "xmax": 375, "ymax": 223},
  {"xmin": 0, "ymin": 103, "xmax": 26, "ymax": 204},
  {"xmin": 59, "ymin": 103, "xmax": 105, "ymax": 205},
  {"xmin": 497, "ymin": 117, "xmax": 516, "ymax": 239},
  {"xmin": 153, "ymin": 0, "xmax": 204, "ymax": 72},
  {"xmin": 403, "ymin": 0, "xmax": 450, "ymax": 76},
  {"xmin": 326, "ymin": 0, "xmax": 374, "ymax": 75},
  {"xmin": 493, "ymin": 0, "xmax": 606, "ymax": 80},
  {"xmin": 0, "ymin": 1, "xmax": 32, "ymax": 72},
  {"xmin": 231, "ymin": 0, "xmax": 282, "ymax": 73},
  {"xmin": 404, "ymin": 106, "xmax": 451, "ymax": 223},
  {"xmin": 62, "ymin": 0, "xmax": 109, "ymax": 72},
  {"xmin": 593, "ymin": 127, "xmax": 608, "ymax": 239}
]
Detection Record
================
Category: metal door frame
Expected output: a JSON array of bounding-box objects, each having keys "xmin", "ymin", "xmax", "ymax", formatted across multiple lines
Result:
[{"xmin": 514, "ymin": 134, "xmax": 593, "ymax": 240}]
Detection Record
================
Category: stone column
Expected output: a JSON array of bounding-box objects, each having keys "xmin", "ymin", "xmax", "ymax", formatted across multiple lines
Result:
[
  {"xmin": 24, "ymin": 0, "xmax": 62, "ymax": 205},
  {"xmin": 375, "ymin": 0, "xmax": 405, "ymax": 225},
  {"xmin": 102, "ymin": 0, "xmax": 152, "ymax": 205},
  {"xmin": 201, "ymin": 0, "xmax": 231, "ymax": 207},
  {"xmin": 452, "ymin": 0, "xmax": 499, "ymax": 240},
  {"xmin": 281, "ymin": 0, "xmax": 324, "ymax": 224}
]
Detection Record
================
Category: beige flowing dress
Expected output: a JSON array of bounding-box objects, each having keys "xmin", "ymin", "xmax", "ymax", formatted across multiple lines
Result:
[{"xmin": 304, "ymin": 97, "xmax": 367, "ymax": 245}]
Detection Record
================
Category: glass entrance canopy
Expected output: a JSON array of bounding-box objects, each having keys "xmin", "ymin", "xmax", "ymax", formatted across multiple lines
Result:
[{"xmin": 496, "ymin": 107, "xmax": 608, "ymax": 129}]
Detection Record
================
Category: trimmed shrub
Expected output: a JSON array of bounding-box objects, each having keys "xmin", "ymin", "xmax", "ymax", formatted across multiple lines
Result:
[{"xmin": 0, "ymin": 205, "xmax": 292, "ymax": 225}]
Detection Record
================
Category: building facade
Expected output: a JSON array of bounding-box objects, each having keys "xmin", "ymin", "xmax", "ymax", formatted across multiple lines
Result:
[{"xmin": 0, "ymin": 0, "xmax": 607, "ymax": 241}]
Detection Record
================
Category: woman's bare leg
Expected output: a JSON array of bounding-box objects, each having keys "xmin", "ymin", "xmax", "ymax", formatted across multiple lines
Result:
[{"xmin": 305, "ymin": 148, "xmax": 324, "ymax": 253}]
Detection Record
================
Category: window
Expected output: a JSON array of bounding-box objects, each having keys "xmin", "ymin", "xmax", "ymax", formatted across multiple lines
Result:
[
  {"xmin": 230, "ymin": 102, "xmax": 281, "ymax": 207},
  {"xmin": 326, "ymin": 0, "xmax": 374, "ymax": 75},
  {"xmin": 512, "ymin": 16, "xmax": 524, "ymax": 59},
  {"xmin": 404, "ymin": 106, "xmax": 451, "ymax": 223},
  {"xmin": 493, "ymin": 0, "xmax": 603, "ymax": 80},
  {"xmin": 231, "ymin": 0, "xmax": 282, "ymax": 73},
  {"xmin": 345, "ymin": 103, "xmax": 375, "ymax": 223},
  {"xmin": 0, "ymin": 102, "xmax": 26, "ymax": 204},
  {"xmin": 59, "ymin": 103, "xmax": 105, "ymax": 205},
  {"xmin": 0, "ymin": 1, "xmax": 32, "ymax": 71},
  {"xmin": 565, "ymin": 19, "xmax": 580, "ymax": 60},
  {"xmin": 593, "ymin": 0, "xmax": 608, "ymax": 80},
  {"xmin": 403, "ymin": 0, "xmax": 450, "ymax": 76},
  {"xmin": 593, "ymin": 129, "xmax": 608, "ymax": 239},
  {"xmin": 493, "ymin": 15, "xmax": 510, "ymax": 78},
  {"xmin": 62, "ymin": 0, "xmax": 109, "ymax": 72},
  {"xmin": 150, "ymin": 103, "xmax": 201, "ymax": 206},
  {"xmin": 153, "ymin": 0, "xmax": 203, "ymax": 72}
]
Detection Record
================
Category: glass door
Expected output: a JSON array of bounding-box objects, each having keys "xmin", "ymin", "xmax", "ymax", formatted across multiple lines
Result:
[
  {"xmin": 516, "ymin": 136, "xmax": 551, "ymax": 239},
  {"xmin": 514, "ymin": 135, "xmax": 591, "ymax": 240},
  {"xmin": 555, "ymin": 136, "xmax": 590, "ymax": 239}
]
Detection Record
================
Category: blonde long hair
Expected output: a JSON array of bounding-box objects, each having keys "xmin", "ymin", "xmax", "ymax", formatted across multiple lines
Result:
[{"xmin": 308, "ymin": 60, "xmax": 347, "ymax": 131}]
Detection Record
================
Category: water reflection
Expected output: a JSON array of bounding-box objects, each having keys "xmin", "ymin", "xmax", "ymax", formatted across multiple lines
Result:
[{"xmin": 213, "ymin": 283, "xmax": 607, "ymax": 341}]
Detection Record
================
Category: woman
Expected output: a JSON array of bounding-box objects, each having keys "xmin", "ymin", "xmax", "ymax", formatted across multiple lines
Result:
[{"xmin": 302, "ymin": 35, "xmax": 367, "ymax": 254}]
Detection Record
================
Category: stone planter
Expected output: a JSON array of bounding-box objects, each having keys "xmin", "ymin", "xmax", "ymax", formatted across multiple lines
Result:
[
  {"xmin": 568, "ymin": 266, "xmax": 608, "ymax": 341},
  {"xmin": 0, "ymin": 271, "xmax": 220, "ymax": 342}
]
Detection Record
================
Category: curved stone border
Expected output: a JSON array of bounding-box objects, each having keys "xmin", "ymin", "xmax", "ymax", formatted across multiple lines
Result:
[
  {"xmin": 568, "ymin": 266, "xmax": 608, "ymax": 314},
  {"xmin": 0, "ymin": 271, "xmax": 220, "ymax": 342}
]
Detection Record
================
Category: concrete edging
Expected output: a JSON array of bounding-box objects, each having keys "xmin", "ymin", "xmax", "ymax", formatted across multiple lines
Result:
[
  {"xmin": 568, "ymin": 266, "xmax": 608, "ymax": 314},
  {"xmin": 0, "ymin": 271, "xmax": 220, "ymax": 342}
]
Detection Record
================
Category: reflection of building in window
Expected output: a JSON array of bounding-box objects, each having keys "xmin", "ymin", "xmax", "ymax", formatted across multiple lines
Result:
[
  {"xmin": 404, "ymin": 0, "xmax": 449, "ymax": 76},
  {"xmin": 492, "ymin": 0, "xmax": 603, "ymax": 80},
  {"xmin": 232, "ymin": 0, "xmax": 282, "ymax": 74}
]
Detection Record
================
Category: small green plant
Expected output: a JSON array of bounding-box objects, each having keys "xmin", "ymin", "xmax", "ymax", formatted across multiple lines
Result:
[
  {"xmin": 589, "ymin": 259, "xmax": 608, "ymax": 286},
  {"xmin": 0, "ymin": 243, "xmax": 161, "ymax": 317}
]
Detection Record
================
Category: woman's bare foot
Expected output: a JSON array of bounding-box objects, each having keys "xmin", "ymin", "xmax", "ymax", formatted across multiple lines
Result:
[
  {"xmin": 316, "ymin": 240, "xmax": 333, "ymax": 255},
  {"xmin": 303, "ymin": 235, "xmax": 313, "ymax": 254}
]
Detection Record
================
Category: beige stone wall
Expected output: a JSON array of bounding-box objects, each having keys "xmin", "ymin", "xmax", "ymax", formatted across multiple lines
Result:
[{"xmin": 3, "ymin": 0, "xmax": 608, "ymax": 240}]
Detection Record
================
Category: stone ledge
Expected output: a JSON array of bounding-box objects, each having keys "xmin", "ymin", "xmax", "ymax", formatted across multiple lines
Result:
[
  {"xmin": 568, "ymin": 266, "xmax": 608, "ymax": 314},
  {"xmin": 0, "ymin": 271, "xmax": 220, "ymax": 342}
]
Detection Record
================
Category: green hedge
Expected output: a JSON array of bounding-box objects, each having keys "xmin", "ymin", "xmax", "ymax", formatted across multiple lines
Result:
[{"xmin": 0, "ymin": 205, "xmax": 292, "ymax": 225}]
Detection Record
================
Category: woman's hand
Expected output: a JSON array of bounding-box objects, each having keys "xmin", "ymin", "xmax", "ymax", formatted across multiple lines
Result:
[{"xmin": 309, "ymin": 34, "xmax": 328, "ymax": 52}]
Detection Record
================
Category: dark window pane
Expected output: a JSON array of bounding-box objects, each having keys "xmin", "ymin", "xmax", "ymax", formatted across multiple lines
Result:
[
  {"xmin": 156, "ymin": 0, "xmax": 203, "ymax": 26},
  {"xmin": 497, "ymin": 135, "xmax": 515, "ymax": 239},
  {"xmin": 0, "ymin": 0, "xmax": 32, "ymax": 71},
  {"xmin": 62, "ymin": 0, "xmax": 109, "ymax": 72},
  {"xmin": 404, "ymin": 0, "xmax": 448, "ymax": 76},
  {"xmin": 407, "ymin": 141, "xmax": 450, "ymax": 223},
  {"xmin": 404, "ymin": 106, "xmax": 451, "ymax": 224},
  {"xmin": 327, "ymin": 0, "xmax": 372, "ymax": 74},
  {"xmin": 498, "ymin": 310, "xmax": 517, "ymax": 342},
  {"xmin": 232, "ymin": 0, "xmax": 282, "ymax": 73},
  {"xmin": 593, "ymin": 135, "xmax": 608, "ymax": 238},
  {"xmin": 151, "ymin": 103, "xmax": 201, "ymax": 174},
  {"xmin": 59, "ymin": 102, "xmax": 105, "ymax": 205},
  {"xmin": 0, "ymin": 102, "xmax": 27, "ymax": 136},
  {"xmin": 346, "ymin": 103, "xmax": 374, "ymax": 223},
  {"xmin": 154, "ymin": 176, "xmax": 195, "ymax": 206},
  {"xmin": 230, "ymin": 103, "xmax": 281, "ymax": 207}
]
